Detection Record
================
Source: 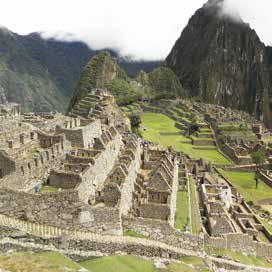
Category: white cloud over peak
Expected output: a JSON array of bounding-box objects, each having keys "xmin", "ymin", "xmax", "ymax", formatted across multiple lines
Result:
[{"xmin": 0, "ymin": 0, "xmax": 271, "ymax": 60}]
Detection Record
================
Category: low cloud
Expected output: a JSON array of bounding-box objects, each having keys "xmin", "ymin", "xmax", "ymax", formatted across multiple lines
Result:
[{"xmin": 0, "ymin": 0, "xmax": 272, "ymax": 59}]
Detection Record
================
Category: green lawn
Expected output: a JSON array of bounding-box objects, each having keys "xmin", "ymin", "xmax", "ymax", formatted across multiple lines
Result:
[
  {"xmin": 39, "ymin": 185, "xmax": 60, "ymax": 193},
  {"xmin": 175, "ymin": 190, "xmax": 190, "ymax": 231},
  {"xmin": 124, "ymin": 229, "xmax": 148, "ymax": 239},
  {"xmin": 189, "ymin": 176, "xmax": 202, "ymax": 235},
  {"xmin": 80, "ymin": 255, "xmax": 158, "ymax": 272},
  {"xmin": 0, "ymin": 252, "xmax": 83, "ymax": 272},
  {"xmin": 140, "ymin": 113, "xmax": 231, "ymax": 165},
  {"xmin": 218, "ymin": 170, "xmax": 272, "ymax": 203},
  {"xmin": 206, "ymin": 248, "xmax": 272, "ymax": 268},
  {"xmin": 81, "ymin": 255, "xmax": 211, "ymax": 272},
  {"xmin": 0, "ymin": 252, "xmax": 212, "ymax": 272}
]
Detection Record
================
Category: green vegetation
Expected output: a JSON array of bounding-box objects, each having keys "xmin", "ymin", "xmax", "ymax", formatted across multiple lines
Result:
[
  {"xmin": 140, "ymin": 112, "xmax": 231, "ymax": 165},
  {"xmin": 206, "ymin": 248, "xmax": 272, "ymax": 268},
  {"xmin": 80, "ymin": 255, "xmax": 158, "ymax": 272},
  {"xmin": 175, "ymin": 191, "xmax": 190, "ymax": 231},
  {"xmin": 136, "ymin": 67, "xmax": 185, "ymax": 100},
  {"xmin": 251, "ymin": 148, "xmax": 266, "ymax": 170},
  {"xmin": 123, "ymin": 230, "xmax": 147, "ymax": 239},
  {"xmin": 81, "ymin": 255, "xmax": 211, "ymax": 272},
  {"xmin": 0, "ymin": 252, "xmax": 212, "ymax": 272},
  {"xmin": 69, "ymin": 51, "xmax": 116, "ymax": 110},
  {"xmin": 218, "ymin": 170, "xmax": 272, "ymax": 204},
  {"xmin": 106, "ymin": 79, "xmax": 141, "ymax": 106},
  {"xmin": 259, "ymin": 218, "xmax": 272, "ymax": 233},
  {"xmin": 0, "ymin": 252, "xmax": 83, "ymax": 272},
  {"xmin": 189, "ymin": 176, "xmax": 202, "ymax": 235},
  {"xmin": 39, "ymin": 185, "xmax": 60, "ymax": 193}
]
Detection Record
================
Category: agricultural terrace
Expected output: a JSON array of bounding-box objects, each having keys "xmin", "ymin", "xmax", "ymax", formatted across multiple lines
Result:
[{"xmin": 140, "ymin": 112, "xmax": 231, "ymax": 165}]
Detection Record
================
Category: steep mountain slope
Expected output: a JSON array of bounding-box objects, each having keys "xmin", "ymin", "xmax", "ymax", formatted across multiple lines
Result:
[
  {"xmin": 0, "ymin": 28, "xmax": 160, "ymax": 112},
  {"xmin": 136, "ymin": 67, "xmax": 185, "ymax": 100},
  {"xmin": 68, "ymin": 51, "xmax": 142, "ymax": 111},
  {"xmin": 165, "ymin": 0, "xmax": 272, "ymax": 127}
]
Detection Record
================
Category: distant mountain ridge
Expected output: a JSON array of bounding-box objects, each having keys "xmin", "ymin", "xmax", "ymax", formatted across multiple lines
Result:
[
  {"xmin": 166, "ymin": 0, "xmax": 272, "ymax": 127},
  {"xmin": 0, "ymin": 28, "xmax": 161, "ymax": 112}
]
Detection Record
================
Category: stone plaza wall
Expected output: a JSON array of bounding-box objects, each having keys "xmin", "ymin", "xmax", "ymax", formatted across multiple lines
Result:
[
  {"xmin": 58, "ymin": 119, "xmax": 102, "ymax": 148},
  {"xmin": 221, "ymin": 144, "xmax": 252, "ymax": 165},
  {"xmin": 0, "ymin": 189, "xmax": 80, "ymax": 226},
  {"xmin": 49, "ymin": 171, "xmax": 83, "ymax": 189},
  {"xmin": 0, "ymin": 188, "xmax": 122, "ymax": 234},
  {"xmin": 169, "ymin": 161, "xmax": 179, "ymax": 227},
  {"xmin": 0, "ymin": 151, "xmax": 15, "ymax": 177},
  {"xmin": 260, "ymin": 172, "xmax": 272, "ymax": 188},
  {"xmin": 205, "ymin": 233, "xmax": 272, "ymax": 260},
  {"xmin": 119, "ymin": 145, "xmax": 141, "ymax": 216},
  {"xmin": 76, "ymin": 133, "xmax": 122, "ymax": 203},
  {"xmin": 123, "ymin": 216, "xmax": 203, "ymax": 252}
]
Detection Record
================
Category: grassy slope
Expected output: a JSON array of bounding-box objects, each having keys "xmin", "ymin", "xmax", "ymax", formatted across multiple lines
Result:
[
  {"xmin": 218, "ymin": 169, "xmax": 272, "ymax": 233},
  {"xmin": 206, "ymin": 248, "xmax": 272, "ymax": 268},
  {"xmin": 218, "ymin": 170, "xmax": 272, "ymax": 203},
  {"xmin": 123, "ymin": 229, "xmax": 147, "ymax": 239},
  {"xmin": 140, "ymin": 113, "xmax": 231, "ymax": 165},
  {"xmin": 0, "ymin": 252, "xmax": 83, "ymax": 272},
  {"xmin": 175, "ymin": 191, "xmax": 190, "ymax": 231},
  {"xmin": 189, "ymin": 176, "xmax": 202, "ymax": 235},
  {"xmin": 80, "ymin": 255, "xmax": 158, "ymax": 272},
  {"xmin": 81, "ymin": 255, "xmax": 211, "ymax": 272}
]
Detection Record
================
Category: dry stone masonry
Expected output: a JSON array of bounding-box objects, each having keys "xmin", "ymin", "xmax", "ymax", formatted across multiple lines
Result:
[{"xmin": 0, "ymin": 95, "xmax": 271, "ymax": 268}]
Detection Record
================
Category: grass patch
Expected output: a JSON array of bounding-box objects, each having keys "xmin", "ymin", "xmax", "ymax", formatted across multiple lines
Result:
[
  {"xmin": 259, "ymin": 218, "xmax": 272, "ymax": 233},
  {"xmin": 175, "ymin": 190, "xmax": 190, "ymax": 231},
  {"xmin": 0, "ymin": 252, "xmax": 83, "ymax": 272},
  {"xmin": 189, "ymin": 176, "xmax": 202, "ymax": 235},
  {"xmin": 140, "ymin": 112, "xmax": 232, "ymax": 165},
  {"xmin": 39, "ymin": 186, "xmax": 60, "ymax": 193},
  {"xmin": 218, "ymin": 170, "xmax": 272, "ymax": 204},
  {"xmin": 123, "ymin": 230, "xmax": 147, "ymax": 239},
  {"xmin": 80, "ymin": 255, "xmax": 157, "ymax": 272},
  {"xmin": 206, "ymin": 248, "xmax": 272, "ymax": 268}
]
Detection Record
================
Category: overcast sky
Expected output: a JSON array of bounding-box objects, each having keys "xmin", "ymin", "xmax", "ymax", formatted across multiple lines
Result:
[{"xmin": 0, "ymin": 0, "xmax": 271, "ymax": 60}]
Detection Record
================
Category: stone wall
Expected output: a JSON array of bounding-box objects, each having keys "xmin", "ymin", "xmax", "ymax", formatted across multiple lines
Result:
[
  {"xmin": 58, "ymin": 119, "xmax": 102, "ymax": 148},
  {"xmin": 0, "ymin": 189, "xmax": 81, "ymax": 227},
  {"xmin": 259, "ymin": 172, "xmax": 272, "ymax": 188},
  {"xmin": 221, "ymin": 144, "xmax": 252, "ymax": 165},
  {"xmin": 123, "ymin": 216, "xmax": 203, "ymax": 252},
  {"xmin": 169, "ymin": 161, "xmax": 179, "ymax": 227},
  {"xmin": 0, "ymin": 188, "xmax": 122, "ymax": 234},
  {"xmin": 205, "ymin": 233, "xmax": 272, "ymax": 259},
  {"xmin": 138, "ymin": 204, "xmax": 170, "ymax": 220},
  {"xmin": 192, "ymin": 139, "xmax": 215, "ymax": 146},
  {"xmin": 0, "ymin": 151, "xmax": 15, "ymax": 177},
  {"xmin": 119, "ymin": 144, "xmax": 141, "ymax": 216},
  {"xmin": 76, "ymin": 133, "xmax": 122, "ymax": 203},
  {"xmin": 49, "ymin": 171, "xmax": 83, "ymax": 189}
]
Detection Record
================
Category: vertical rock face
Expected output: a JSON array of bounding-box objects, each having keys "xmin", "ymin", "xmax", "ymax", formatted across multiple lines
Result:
[{"xmin": 165, "ymin": 0, "xmax": 272, "ymax": 127}]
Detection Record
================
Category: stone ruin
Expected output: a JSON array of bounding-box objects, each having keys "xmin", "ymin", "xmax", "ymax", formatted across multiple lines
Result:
[
  {"xmin": 132, "ymin": 149, "xmax": 179, "ymax": 226},
  {"xmin": 199, "ymin": 171, "xmax": 272, "ymax": 243},
  {"xmin": 0, "ymin": 95, "xmax": 271, "ymax": 264},
  {"xmin": 0, "ymin": 89, "xmax": 182, "ymax": 237}
]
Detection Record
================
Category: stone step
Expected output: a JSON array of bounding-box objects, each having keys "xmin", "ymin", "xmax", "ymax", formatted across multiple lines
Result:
[
  {"xmin": 85, "ymin": 94, "xmax": 100, "ymax": 100},
  {"xmin": 84, "ymin": 96, "xmax": 99, "ymax": 103},
  {"xmin": 78, "ymin": 100, "xmax": 93, "ymax": 107}
]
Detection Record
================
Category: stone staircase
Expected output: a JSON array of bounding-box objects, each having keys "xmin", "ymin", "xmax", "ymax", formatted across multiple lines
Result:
[{"xmin": 69, "ymin": 93, "xmax": 101, "ymax": 118}]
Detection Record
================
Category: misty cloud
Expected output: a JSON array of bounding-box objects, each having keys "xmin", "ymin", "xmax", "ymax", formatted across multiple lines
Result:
[{"xmin": 0, "ymin": 0, "xmax": 271, "ymax": 59}]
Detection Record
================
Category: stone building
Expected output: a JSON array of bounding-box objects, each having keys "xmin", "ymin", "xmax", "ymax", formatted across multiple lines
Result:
[{"xmin": 133, "ymin": 149, "xmax": 179, "ymax": 226}]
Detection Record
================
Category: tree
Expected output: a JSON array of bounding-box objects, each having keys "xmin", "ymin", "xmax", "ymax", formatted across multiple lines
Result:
[
  {"xmin": 129, "ymin": 112, "xmax": 141, "ymax": 129},
  {"xmin": 251, "ymin": 148, "xmax": 266, "ymax": 189},
  {"xmin": 188, "ymin": 119, "xmax": 200, "ymax": 136}
]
